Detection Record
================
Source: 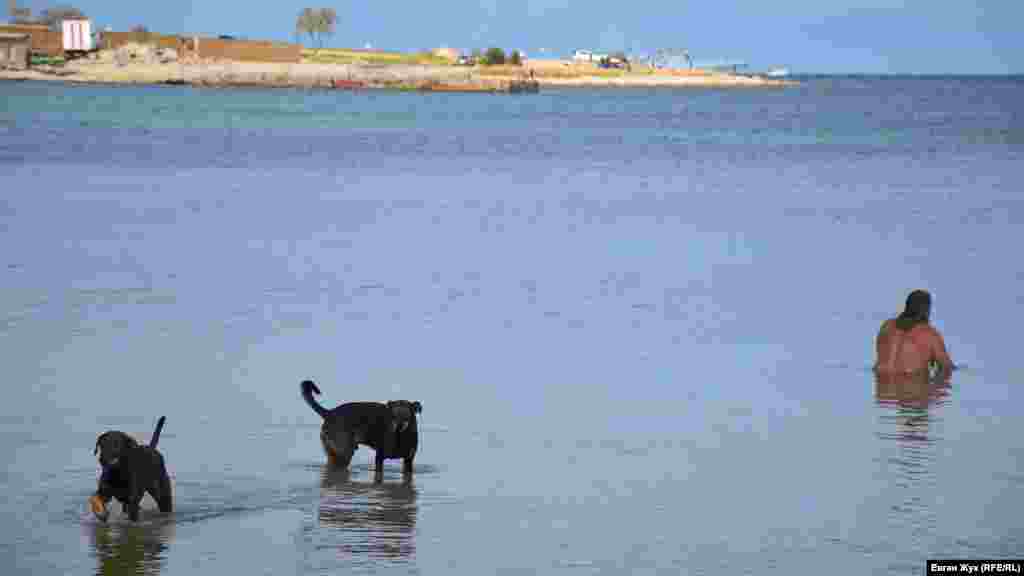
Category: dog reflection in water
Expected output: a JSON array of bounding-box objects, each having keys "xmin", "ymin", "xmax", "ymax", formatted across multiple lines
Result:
[
  {"xmin": 89, "ymin": 520, "xmax": 174, "ymax": 576},
  {"xmin": 317, "ymin": 466, "xmax": 418, "ymax": 560}
]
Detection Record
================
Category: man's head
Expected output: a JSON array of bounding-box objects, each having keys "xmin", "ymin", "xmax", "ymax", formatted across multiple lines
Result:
[
  {"xmin": 903, "ymin": 289, "xmax": 932, "ymax": 323},
  {"xmin": 891, "ymin": 289, "xmax": 933, "ymax": 331}
]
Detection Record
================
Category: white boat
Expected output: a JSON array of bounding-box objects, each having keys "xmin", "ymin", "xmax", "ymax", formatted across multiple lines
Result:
[{"xmin": 766, "ymin": 67, "xmax": 790, "ymax": 78}]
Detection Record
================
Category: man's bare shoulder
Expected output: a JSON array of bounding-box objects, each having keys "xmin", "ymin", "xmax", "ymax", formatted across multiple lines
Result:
[{"xmin": 910, "ymin": 323, "xmax": 942, "ymax": 338}]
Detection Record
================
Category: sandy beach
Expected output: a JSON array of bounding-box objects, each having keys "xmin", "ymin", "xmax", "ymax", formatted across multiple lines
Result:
[{"xmin": 0, "ymin": 48, "xmax": 795, "ymax": 90}]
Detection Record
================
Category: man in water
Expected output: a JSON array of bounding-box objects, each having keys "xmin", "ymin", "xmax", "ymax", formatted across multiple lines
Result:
[{"xmin": 874, "ymin": 289, "xmax": 955, "ymax": 380}]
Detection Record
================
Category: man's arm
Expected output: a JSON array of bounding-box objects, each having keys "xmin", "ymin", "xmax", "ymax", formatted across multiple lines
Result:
[
  {"xmin": 873, "ymin": 320, "xmax": 892, "ymax": 371},
  {"xmin": 929, "ymin": 327, "xmax": 955, "ymax": 379}
]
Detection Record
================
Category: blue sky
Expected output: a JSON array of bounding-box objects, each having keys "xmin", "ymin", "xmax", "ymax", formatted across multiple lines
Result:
[{"xmin": 15, "ymin": 1, "xmax": 1022, "ymax": 73}]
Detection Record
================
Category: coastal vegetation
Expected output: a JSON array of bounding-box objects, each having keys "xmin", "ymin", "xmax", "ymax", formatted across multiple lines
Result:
[
  {"xmin": 482, "ymin": 47, "xmax": 505, "ymax": 66},
  {"xmin": 300, "ymin": 47, "xmax": 450, "ymax": 66},
  {"xmin": 294, "ymin": 7, "xmax": 336, "ymax": 49},
  {"xmin": 474, "ymin": 48, "xmax": 523, "ymax": 66}
]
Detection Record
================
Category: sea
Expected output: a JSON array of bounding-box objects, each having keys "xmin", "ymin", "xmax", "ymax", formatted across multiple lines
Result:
[{"xmin": 1, "ymin": 75, "xmax": 1022, "ymax": 575}]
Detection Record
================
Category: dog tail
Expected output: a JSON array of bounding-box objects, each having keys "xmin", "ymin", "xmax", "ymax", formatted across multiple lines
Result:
[
  {"xmin": 149, "ymin": 416, "xmax": 166, "ymax": 449},
  {"xmin": 301, "ymin": 380, "xmax": 330, "ymax": 419}
]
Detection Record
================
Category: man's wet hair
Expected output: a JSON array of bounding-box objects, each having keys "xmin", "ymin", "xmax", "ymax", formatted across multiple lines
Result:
[{"xmin": 893, "ymin": 289, "xmax": 931, "ymax": 330}]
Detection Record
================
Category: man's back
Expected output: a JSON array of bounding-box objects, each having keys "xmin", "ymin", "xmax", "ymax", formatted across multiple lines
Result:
[{"xmin": 875, "ymin": 320, "xmax": 953, "ymax": 378}]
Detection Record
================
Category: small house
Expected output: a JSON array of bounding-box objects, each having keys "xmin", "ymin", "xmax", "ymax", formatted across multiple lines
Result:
[
  {"xmin": 62, "ymin": 19, "xmax": 94, "ymax": 52},
  {"xmin": 0, "ymin": 33, "xmax": 31, "ymax": 70}
]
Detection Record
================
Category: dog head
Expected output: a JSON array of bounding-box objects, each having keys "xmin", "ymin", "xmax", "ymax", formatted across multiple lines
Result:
[
  {"xmin": 387, "ymin": 400, "xmax": 422, "ymax": 434},
  {"xmin": 94, "ymin": 431, "xmax": 139, "ymax": 468}
]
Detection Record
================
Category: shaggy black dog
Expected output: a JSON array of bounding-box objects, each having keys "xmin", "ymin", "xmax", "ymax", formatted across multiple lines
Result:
[
  {"xmin": 90, "ymin": 417, "xmax": 172, "ymax": 522},
  {"xmin": 301, "ymin": 380, "xmax": 421, "ymax": 482}
]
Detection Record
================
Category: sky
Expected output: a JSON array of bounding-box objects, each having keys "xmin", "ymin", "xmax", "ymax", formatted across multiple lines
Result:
[{"xmin": 12, "ymin": 0, "xmax": 1023, "ymax": 74}]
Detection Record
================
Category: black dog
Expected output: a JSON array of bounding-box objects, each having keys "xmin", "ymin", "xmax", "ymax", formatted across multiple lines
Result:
[
  {"xmin": 91, "ymin": 417, "xmax": 173, "ymax": 522},
  {"xmin": 301, "ymin": 380, "xmax": 422, "ymax": 482}
]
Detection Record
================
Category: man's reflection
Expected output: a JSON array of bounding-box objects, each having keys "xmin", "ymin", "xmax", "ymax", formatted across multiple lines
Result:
[
  {"xmin": 875, "ymin": 371, "xmax": 951, "ymax": 411},
  {"xmin": 89, "ymin": 520, "xmax": 174, "ymax": 576},
  {"xmin": 875, "ymin": 371, "xmax": 952, "ymax": 444},
  {"xmin": 317, "ymin": 466, "xmax": 418, "ymax": 560},
  {"xmin": 873, "ymin": 371, "xmax": 952, "ymax": 534}
]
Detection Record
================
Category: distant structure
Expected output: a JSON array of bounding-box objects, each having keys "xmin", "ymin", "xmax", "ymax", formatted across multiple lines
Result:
[
  {"xmin": 650, "ymin": 48, "xmax": 692, "ymax": 69},
  {"xmin": 432, "ymin": 46, "xmax": 460, "ymax": 62},
  {"xmin": 0, "ymin": 32, "xmax": 30, "ymax": 69},
  {"xmin": 62, "ymin": 18, "xmax": 94, "ymax": 53},
  {"xmin": 572, "ymin": 49, "xmax": 608, "ymax": 63},
  {"xmin": 646, "ymin": 49, "xmax": 747, "ymax": 73},
  {"xmin": 690, "ymin": 59, "xmax": 748, "ymax": 73}
]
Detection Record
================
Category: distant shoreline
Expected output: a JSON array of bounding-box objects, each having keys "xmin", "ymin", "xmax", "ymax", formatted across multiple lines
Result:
[{"xmin": 0, "ymin": 54, "xmax": 797, "ymax": 92}]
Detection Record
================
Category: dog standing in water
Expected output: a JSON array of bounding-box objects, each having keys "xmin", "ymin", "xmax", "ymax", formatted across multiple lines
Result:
[
  {"xmin": 300, "ymin": 380, "xmax": 421, "ymax": 482},
  {"xmin": 90, "ymin": 416, "xmax": 173, "ymax": 522}
]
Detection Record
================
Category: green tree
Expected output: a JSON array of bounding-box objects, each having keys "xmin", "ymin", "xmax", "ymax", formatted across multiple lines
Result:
[
  {"xmin": 296, "ymin": 8, "xmax": 316, "ymax": 47},
  {"xmin": 295, "ymin": 7, "xmax": 337, "ymax": 49},
  {"xmin": 483, "ymin": 47, "xmax": 505, "ymax": 66},
  {"xmin": 7, "ymin": 0, "xmax": 33, "ymax": 23},
  {"xmin": 508, "ymin": 50, "xmax": 522, "ymax": 66},
  {"xmin": 318, "ymin": 7, "xmax": 337, "ymax": 48}
]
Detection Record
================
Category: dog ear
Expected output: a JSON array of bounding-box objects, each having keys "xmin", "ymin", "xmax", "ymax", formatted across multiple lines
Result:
[{"xmin": 94, "ymin": 433, "xmax": 105, "ymax": 456}]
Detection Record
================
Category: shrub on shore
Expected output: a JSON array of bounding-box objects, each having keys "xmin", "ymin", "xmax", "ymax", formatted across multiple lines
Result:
[
  {"xmin": 482, "ymin": 47, "xmax": 505, "ymax": 66},
  {"xmin": 300, "ymin": 47, "xmax": 450, "ymax": 66}
]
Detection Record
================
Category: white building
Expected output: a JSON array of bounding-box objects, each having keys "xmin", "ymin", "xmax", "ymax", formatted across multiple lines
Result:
[
  {"xmin": 62, "ymin": 19, "xmax": 95, "ymax": 52},
  {"xmin": 572, "ymin": 49, "xmax": 608, "ymax": 63}
]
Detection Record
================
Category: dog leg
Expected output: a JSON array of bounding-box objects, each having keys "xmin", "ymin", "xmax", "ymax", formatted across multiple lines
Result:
[
  {"xmin": 320, "ymin": 427, "xmax": 339, "ymax": 465},
  {"xmin": 126, "ymin": 475, "xmax": 142, "ymax": 522},
  {"xmin": 126, "ymin": 499, "xmax": 142, "ymax": 522},
  {"xmin": 149, "ymin": 474, "xmax": 173, "ymax": 514},
  {"xmin": 157, "ymin": 473, "xmax": 173, "ymax": 513},
  {"xmin": 91, "ymin": 473, "xmax": 114, "ymax": 521},
  {"xmin": 89, "ymin": 494, "xmax": 110, "ymax": 522},
  {"xmin": 402, "ymin": 454, "xmax": 415, "ymax": 476},
  {"xmin": 125, "ymin": 492, "xmax": 141, "ymax": 522},
  {"xmin": 322, "ymin": 428, "xmax": 355, "ymax": 469},
  {"xmin": 374, "ymin": 452, "xmax": 385, "ymax": 483}
]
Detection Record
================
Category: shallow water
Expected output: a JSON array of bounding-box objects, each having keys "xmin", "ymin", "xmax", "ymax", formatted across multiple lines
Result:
[{"xmin": 2, "ymin": 77, "xmax": 1022, "ymax": 575}]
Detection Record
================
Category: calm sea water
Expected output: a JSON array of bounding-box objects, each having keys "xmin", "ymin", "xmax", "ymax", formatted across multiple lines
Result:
[{"xmin": 2, "ymin": 76, "xmax": 1022, "ymax": 575}]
